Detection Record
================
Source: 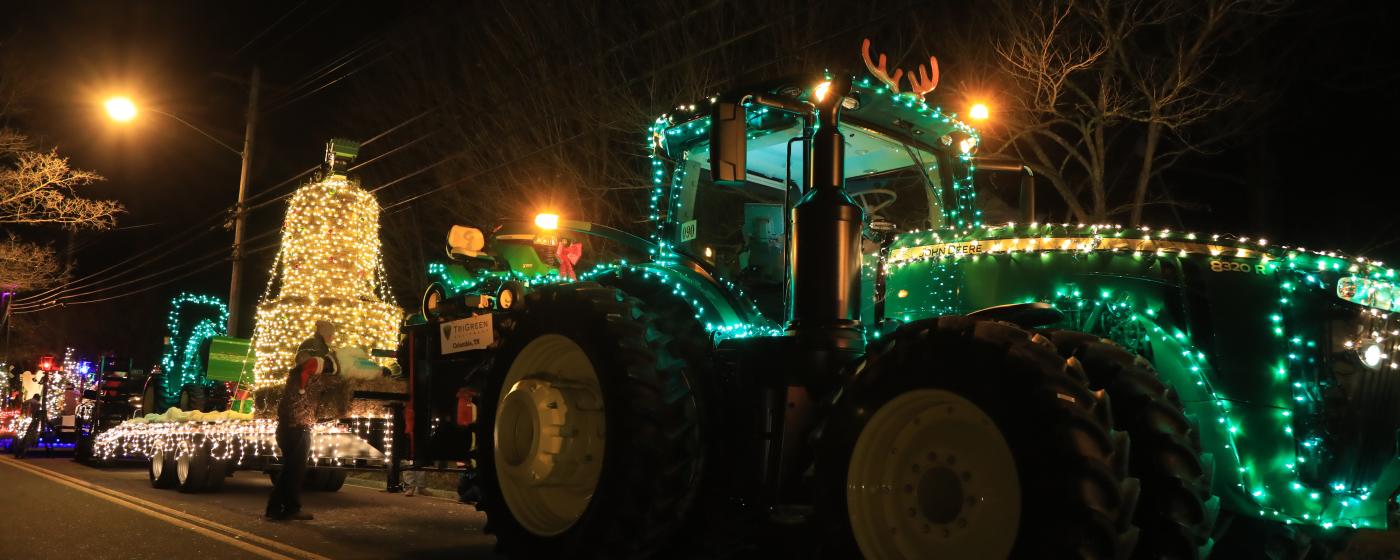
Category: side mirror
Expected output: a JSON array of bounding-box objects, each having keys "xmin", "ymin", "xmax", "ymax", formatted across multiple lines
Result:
[{"xmin": 710, "ymin": 100, "xmax": 747, "ymax": 185}]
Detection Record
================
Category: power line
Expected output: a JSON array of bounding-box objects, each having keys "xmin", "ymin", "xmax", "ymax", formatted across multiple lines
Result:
[
  {"xmin": 13, "ymin": 216, "xmax": 226, "ymax": 304},
  {"xmin": 267, "ymin": 37, "xmax": 386, "ymax": 106},
  {"xmin": 256, "ymin": 0, "xmax": 341, "ymax": 57},
  {"xmin": 267, "ymin": 52, "xmax": 391, "ymax": 114},
  {"xmin": 233, "ymin": 0, "xmax": 309, "ymax": 58},
  {"xmin": 12, "ymin": 229, "xmax": 282, "ymax": 312},
  {"xmin": 12, "ymin": 239, "xmax": 282, "ymax": 314}
]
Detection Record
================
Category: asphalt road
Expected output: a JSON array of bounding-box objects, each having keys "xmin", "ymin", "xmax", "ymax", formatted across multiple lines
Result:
[
  {"xmin": 4, "ymin": 453, "xmax": 1400, "ymax": 559},
  {"xmin": 0, "ymin": 455, "xmax": 495, "ymax": 560}
]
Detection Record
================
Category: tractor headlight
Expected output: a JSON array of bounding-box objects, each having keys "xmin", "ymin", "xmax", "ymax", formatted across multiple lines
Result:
[{"xmin": 535, "ymin": 213, "xmax": 559, "ymax": 230}]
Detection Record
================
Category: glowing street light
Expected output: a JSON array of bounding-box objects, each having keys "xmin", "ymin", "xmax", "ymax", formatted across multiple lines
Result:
[
  {"xmin": 97, "ymin": 68, "xmax": 262, "ymax": 337},
  {"xmin": 104, "ymin": 96, "xmax": 138, "ymax": 122},
  {"xmin": 969, "ymin": 102, "xmax": 990, "ymax": 121}
]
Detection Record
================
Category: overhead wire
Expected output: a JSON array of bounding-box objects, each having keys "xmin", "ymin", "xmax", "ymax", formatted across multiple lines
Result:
[
  {"xmin": 12, "ymin": 239, "xmax": 283, "ymax": 314},
  {"xmin": 11, "ymin": 229, "xmax": 282, "ymax": 312},
  {"xmin": 232, "ymin": 0, "xmax": 309, "ymax": 58}
]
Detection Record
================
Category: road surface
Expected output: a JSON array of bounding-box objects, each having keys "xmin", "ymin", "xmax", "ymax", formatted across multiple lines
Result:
[
  {"xmin": 0, "ymin": 455, "xmax": 495, "ymax": 560},
  {"xmin": 4, "ymin": 453, "xmax": 1400, "ymax": 559}
]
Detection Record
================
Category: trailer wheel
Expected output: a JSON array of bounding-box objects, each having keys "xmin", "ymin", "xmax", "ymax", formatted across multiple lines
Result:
[
  {"xmin": 149, "ymin": 448, "xmax": 178, "ymax": 489},
  {"xmin": 306, "ymin": 468, "xmax": 348, "ymax": 492},
  {"xmin": 176, "ymin": 451, "xmax": 206, "ymax": 492},
  {"xmin": 203, "ymin": 455, "xmax": 229, "ymax": 492},
  {"xmin": 819, "ymin": 317, "xmax": 1139, "ymax": 559},
  {"xmin": 476, "ymin": 283, "xmax": 702, "ymax": 559},
  {"xmin": 176, "ymin": 446, "xmax": 225, "ymax": 493},
  {"xmin": 1045, "ymin": 330, "xmax": 1218, "ymax": 559}
]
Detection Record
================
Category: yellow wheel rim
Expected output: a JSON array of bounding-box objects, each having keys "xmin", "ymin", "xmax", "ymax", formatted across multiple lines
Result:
[
  {"xmin": 847, "ymin": 389, "xmax": 1020, "ymax": 559},
  {"xmin": 495, "ymin": 334, "xmax": 606, "ymax": 536}
]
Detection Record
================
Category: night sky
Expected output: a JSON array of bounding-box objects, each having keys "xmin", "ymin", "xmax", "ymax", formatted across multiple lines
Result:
[
  {"xmin": 2, "ymin": 1, "xmax": 1399, "ymax": 369},
  {"xmin": 2, "ymin": 1, "xmax": 409, "ymax": 367}
]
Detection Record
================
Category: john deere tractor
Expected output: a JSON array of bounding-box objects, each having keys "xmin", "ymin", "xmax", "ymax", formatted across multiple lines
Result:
[{"xmin": 399, "ymin": 45, "xmax": 1400, "ymax": 559}]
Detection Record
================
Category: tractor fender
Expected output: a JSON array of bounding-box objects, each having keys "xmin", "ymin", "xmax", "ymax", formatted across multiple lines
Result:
[
  {"xmin": 967, "ymin": 302, "xmax": 1064, "ymax": 328},
  {"xmin": 586, "ymin": 262, "xmax": 772, "ymax": 338}
]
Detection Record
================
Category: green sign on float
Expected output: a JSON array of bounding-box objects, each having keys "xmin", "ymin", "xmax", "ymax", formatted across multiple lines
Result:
[{"xmin": 205, "ymin": 336, "xmax": 254, "ymax": 382}]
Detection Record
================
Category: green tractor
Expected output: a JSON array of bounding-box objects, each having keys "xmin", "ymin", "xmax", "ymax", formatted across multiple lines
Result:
[{"xmin": 399, "ymin": 45, "xmax": 1400, "ymax": 559}]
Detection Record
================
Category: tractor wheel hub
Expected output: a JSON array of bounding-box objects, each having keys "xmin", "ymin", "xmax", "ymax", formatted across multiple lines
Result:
[
  {"xmin": 497, "ymin": 377, "xmax": 602, "ymax": 486},
  {"xmin": 847, "ymin": 389, "xmax": 1020, "ymax": 558},
  {"xmin": 494, "ymin": 334, "xmax": 606, "ymax": 537}
]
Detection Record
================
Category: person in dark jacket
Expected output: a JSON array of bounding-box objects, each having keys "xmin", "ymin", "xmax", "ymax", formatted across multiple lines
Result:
[{"xmin": 265, "ymin": 320, "xmax": 339, "ymax": 521}]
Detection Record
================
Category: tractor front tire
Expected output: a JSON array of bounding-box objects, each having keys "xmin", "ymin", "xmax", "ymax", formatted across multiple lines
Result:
[
  {"xmin": 819, "ymin": 317, "xmax": 1139, "ymax": 559},
  {"xmin": 497, "ymin": 281, "xmax": 526, "ymax": 311},
  {"xmin": 1046, "ymin": 330, "xmax": 1218, "ymax": 559},
  {"xmin": 475, "ymin": 283, "xmax": 702, "ymax": 559}
]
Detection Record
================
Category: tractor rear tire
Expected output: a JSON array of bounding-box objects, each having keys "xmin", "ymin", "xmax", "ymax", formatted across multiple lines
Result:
[
  {"xmin": 1213, "ymin": 514, "xmax": 1317, "ymax": 560},
  {"xmin": 178, "ymin": 384, "xmax": 208, "ymax": 413},
  {"xmin": 1045, "ymin": 330, "xmax": 1218, "ymax": 559},
  {"xmin": 149, "ymin": 448, "xmax": 178, "ymax": 489},
  {"xmin": 475, "ymin": 283, "xmax": 702, "ymax": 559},
  {"xmin": 819, "ymin": 317, "xmax": 1139, "ymax": 559},
  {"xmin": 141, "ymin": 375, "xmax": 165, "ymax": 416}
]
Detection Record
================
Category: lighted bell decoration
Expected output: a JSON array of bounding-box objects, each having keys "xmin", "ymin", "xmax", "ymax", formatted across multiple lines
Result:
[{"xmin": 249, "ymin": 141, "xmax": 402, "ymax": 387}]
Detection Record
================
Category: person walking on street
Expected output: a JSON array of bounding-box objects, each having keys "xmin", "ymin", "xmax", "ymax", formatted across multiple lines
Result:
[{"xmin": 266, "ymin": 320, "xmax": 340, "ymax": 521}]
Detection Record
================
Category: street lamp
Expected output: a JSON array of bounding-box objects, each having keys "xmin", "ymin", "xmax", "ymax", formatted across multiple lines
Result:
[
  {"xmin": 103, "ymin": 97, "xmax": 137, "ymax": 122},
  {"xmin": 100, "ymin": 67, "xmax": 261, "ymax": 338}
]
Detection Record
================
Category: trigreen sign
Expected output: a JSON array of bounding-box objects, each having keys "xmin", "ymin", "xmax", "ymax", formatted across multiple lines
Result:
[{"xmin": 205, "ymin": 336, "xmax": 255, "ymax": 382}]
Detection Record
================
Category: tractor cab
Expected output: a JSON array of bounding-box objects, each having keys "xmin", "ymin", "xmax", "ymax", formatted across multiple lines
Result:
[{"xmin": 649, "ymin": 73, "xmax": 980, "ymax": 327}]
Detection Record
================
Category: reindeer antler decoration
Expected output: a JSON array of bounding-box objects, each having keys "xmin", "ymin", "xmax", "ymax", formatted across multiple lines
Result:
[
  {"xmin": 906, "ymin": 56, "xmax": 939, "ymax": 98},
  {"xmin": 862, "ymin": 38, "xmax": 904, "ymax": 93},
  {"xmin": 861, "ymin": 38, "xmax": 940, "ymax": 99}
]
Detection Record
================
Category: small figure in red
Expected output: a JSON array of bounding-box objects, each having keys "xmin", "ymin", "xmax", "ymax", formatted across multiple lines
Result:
[{"xmin": 556, "ymin": 238, "xmax": 582, "ymax": 281}]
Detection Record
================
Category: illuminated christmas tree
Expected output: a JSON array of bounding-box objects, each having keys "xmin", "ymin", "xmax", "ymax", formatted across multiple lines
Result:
[{"xmin": 250, "ymin": 140, "xmax": 402, "ymax": 387}]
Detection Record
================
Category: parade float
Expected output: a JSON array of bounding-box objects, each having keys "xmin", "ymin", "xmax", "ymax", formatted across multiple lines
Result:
[{"xmin": 95, "ymin": 140, "xmax": 406, "ymax": 493}]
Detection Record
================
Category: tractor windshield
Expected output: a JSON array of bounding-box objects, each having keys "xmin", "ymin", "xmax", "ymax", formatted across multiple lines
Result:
[{"xmin": 666, "ymin": 120, "xmax": 948, "ymax": 316}]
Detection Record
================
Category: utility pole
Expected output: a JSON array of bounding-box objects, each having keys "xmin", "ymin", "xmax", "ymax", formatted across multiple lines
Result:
[{"xmin": 228, "ymin": 66, "xmax": 260, "ymax": 338}]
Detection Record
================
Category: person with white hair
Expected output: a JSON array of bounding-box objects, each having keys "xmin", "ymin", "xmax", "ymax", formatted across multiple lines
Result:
[{"xmin": 266, "ymin": 320, "xmax": 340, "ymax": 521}]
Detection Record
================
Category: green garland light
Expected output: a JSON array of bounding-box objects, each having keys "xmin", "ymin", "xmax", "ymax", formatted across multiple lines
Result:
[{"xmin": 159, "ymin": 293, "xmax": 229, "ymax": 407}]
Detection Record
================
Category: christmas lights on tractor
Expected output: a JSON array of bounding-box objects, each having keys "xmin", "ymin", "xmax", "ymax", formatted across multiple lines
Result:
[{"xmin": 392, "ymin": 38, "xmax": 1396, "ymax": 559}]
